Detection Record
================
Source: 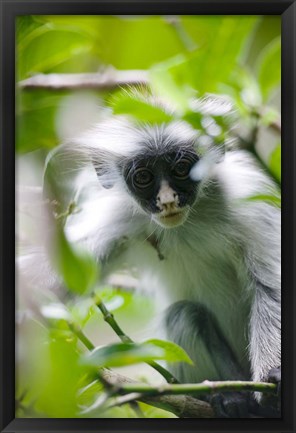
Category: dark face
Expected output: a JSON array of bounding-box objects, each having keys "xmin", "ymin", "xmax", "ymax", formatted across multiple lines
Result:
[{"xmin": 123, "ymin": 150, "xmax": 200, "ymax": 228}]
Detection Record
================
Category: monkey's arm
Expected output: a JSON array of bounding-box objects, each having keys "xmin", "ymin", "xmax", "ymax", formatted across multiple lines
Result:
[
  {"xmin": 239, "ymin": 198, "xmax": 281, "ymax": 403},
  {"xmin": 249, "ymin": 280, "xmax": 281, "ymax": 413},
  {"xmin": 165, "ymin": 301, "xmax": 251, "ymax": 418}
]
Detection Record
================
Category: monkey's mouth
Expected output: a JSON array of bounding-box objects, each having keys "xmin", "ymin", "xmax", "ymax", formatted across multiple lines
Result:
[
  {"xmin": 162, "ymin": 211, "xmax": 182, "ymax": 219},
  {"xmin": 153, "ymin": 209, "xmax": 189, "ymax": 228}
]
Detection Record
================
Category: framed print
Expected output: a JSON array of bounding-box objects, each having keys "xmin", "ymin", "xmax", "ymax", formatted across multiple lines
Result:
[{"xmin": 0, "ymin": 0, "xmax": 295, "ymax": 432}]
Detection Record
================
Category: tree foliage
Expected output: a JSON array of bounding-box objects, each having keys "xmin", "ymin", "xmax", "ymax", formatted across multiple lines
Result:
[{"xmin": 16, "ymin": 15, "xmax": 281, "ymax": 418}]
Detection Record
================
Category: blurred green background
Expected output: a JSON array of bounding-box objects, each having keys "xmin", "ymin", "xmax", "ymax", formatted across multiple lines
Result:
[{"xmin": 16, "ymin": 15, "xmax": 281, "ymax": 419}]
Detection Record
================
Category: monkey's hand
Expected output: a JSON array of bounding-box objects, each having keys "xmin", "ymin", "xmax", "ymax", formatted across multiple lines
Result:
[
  {"xmin": 264, "ymin": 366, "xmax": 281, "ymax": 415},
  {"xmin": 209, "ymin": 392, "xmax": 250, "ymax": 418},
  {"xmin": 268, "ymin": 366, "xmax": 281, "ymax": 396},
  {"xmin": 250, "ymin": 367, "xmax": 281, "ymax": 417}
]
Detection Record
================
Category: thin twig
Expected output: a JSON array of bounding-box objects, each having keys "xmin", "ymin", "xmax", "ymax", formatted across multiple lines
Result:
[
  {"xmin": 107, "ymin": 393, "xmax": 144, "ymax": 410},
  {"xmin": 93, "ymin": 294, "xmax": 179, "ymax": 384},
  {"xmin": 69, "ymin": 323, "xmax": 95, "ymax": 351},
  {"xmin": 115, "ymin": 379, "xmax": 277, "ymax": 397}
]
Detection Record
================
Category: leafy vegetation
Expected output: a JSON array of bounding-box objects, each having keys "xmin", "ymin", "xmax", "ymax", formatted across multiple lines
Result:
[{"xmin": 16, "ymin": 15, "xmax": 281, "ymax": 418}]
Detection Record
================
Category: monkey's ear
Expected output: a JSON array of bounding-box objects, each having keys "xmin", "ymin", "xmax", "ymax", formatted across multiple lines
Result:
[{"xmin": 92, "ymin": 157, "xmax": 116, "ymax": 189}]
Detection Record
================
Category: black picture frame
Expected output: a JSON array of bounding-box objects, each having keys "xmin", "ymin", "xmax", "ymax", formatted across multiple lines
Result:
[{"xmin": 0, "ymin": 1, "xmax": 295, "ymax": 432}]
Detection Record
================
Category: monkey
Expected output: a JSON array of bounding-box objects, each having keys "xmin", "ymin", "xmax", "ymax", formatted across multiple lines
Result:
[{"xmin": 21, "ymin": 96, "xmax": 281, "ymax": 418}]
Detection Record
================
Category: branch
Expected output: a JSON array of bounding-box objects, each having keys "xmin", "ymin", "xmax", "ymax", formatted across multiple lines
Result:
[
  {"xmin": 100, "ymin": 370, "xmax": 277, "ymax": 418},
  {"xmin": 69, "ymin": 321, "xmax": 212, "ymax": 417},
  {"xmin": 115, "ymin": 379, "xmax": 276, "ymax": 397},
  {"xmin": 101, "ymin": 369, "xmax": 214, "ymax": 418},
  {"xmin": 64, "ymin": 313, "xmax": 274, "ymax": 418},
  {"xmin": 18, "ymin": 68, "xmax": 149, "ymax": 91},
  {"xmin": 70, "ymin": 326, "xmax": 212, "ymax": 418}
]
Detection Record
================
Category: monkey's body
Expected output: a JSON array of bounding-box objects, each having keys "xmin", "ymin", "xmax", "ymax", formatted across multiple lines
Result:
[
  {"xmin": 101, "ymin": 199, "xmax": 252, "ymax": 384},
  {"xmin": 38, "ymin": 113, "xmax": 281, "ymax": 417},
  {"xmin": 84, "ymin": 173, "xmax": 250, "ymax": 383},
  {"xmin": 60, "ymin": 118, "xmax": 281, "ymax": 402}
]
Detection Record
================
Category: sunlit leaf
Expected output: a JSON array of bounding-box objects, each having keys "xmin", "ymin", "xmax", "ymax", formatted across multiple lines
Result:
[
  {"xmin": 79, "ymin": 391, "xmax": 109, "ymax": 415},
  {"xmin": 229, "ymin": 66, "xmax": 262, "ymax": 108},
  {"xmin": 150, "ymin": 55, "xmax": 193, "ymax": 113},
  {"xmin": 17, "ymin": 26, "xmax": 93, "ymax": 80},
  {"xmin": 34, "ymin": 335, "xmax": 84, "ymax": 417},
  {"xmin": 82, "ymin": 342, "xmax": 164, "ymax": 368},
  {"xmin": 69, "ymin": 298, "xmax": 96, "ymax": 327},
  {"xmin": 269, "ymin": 144, "xmax": 281, "ymax": 182},
  {"xmin": 103, "ymin": 294, "xmax": 125, "ymax": 311},
  {"xmin": 53, "ymin": 227, "xmax": 98, "ymax": 295},
  {"xmin": 260, "ymin": 107, "xmax": 279, "ymax": 128},
  {"xmin": 257, "ymin": 37, "xmax": 281, "ymax": 101},
  {"xmin": 93, "ymin": 16, "xmax": 186, "ymax": 70},
  {"xmin": 16, "ymin": 16, "xmax": 43, "ymax": 43},
  {"xmin": 139, "ymin": 402, "xmax": 177, "ymax": 418},
  {"xmin": 82, "ymin": 338, "xmax": 193, "ymax": 369},
  {"xmin": 111, "ymin": 90, "xmax": 174, "ymax": 123},
  {"xmin": 49, "ymin": 329, "xmax": 76, "ymax": 342},
  {"xmin": 16, "ymin": 90, "xmax": 62, "ymax": 153},
  {"xmin": 150, "ymin": 17, "xmax": 257, "ymax": 105},
  {"xmin": 77, "ymin": 379, "xmax": 105, "ymax": 413},
  {"xmin": 245, "ymin": 193, "xmax": 281, "ymax": 207},
  {"xmin": 144, "ymin": 339, "xmax": 193, "ymax": 365}
]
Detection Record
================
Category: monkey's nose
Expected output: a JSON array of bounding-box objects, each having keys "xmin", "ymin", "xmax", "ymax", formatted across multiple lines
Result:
[
  {"xmin": 156, "ymin": 181, "xmax": 178, "ymax": 211},
  {"xmin": 162, "ymin": 202, "xmax": 177, "ymax": 212}
]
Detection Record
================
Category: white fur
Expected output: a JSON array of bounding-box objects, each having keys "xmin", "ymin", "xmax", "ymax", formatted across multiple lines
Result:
[
  {"xmin": 20, "ymin": 115, "xmax": 281, "ymax": 391},
  {"xmin": 59, "ymin": 119, "xmax": 281, "ymax": 387}
]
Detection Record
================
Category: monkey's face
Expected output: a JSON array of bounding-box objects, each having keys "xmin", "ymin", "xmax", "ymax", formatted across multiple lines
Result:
[{"xmin": 123, "ymin": 151, "xmax": 200, "ymax": 228}]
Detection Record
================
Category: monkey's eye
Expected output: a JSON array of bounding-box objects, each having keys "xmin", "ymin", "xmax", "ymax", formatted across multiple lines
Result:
[
  {"xmin": 172, "ymin": 160, "xmax": 192, "ymax": 179},
  {"xmin": 133, "ymin": 168, "xmax": 154, "ymax": 188}
]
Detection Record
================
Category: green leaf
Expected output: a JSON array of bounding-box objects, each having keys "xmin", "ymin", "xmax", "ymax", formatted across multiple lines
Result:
[
  {"xmin": 16, "ymin": 90, "xmax": 61, "ymax": 153},
  {"xmin": 260, "ymin": 107, "xmax": 280, "ymax": 127},
  {"xmin": 17, "ymin": 24, "xmax": 93, "ymax": 80},
  {"xmin": 91, "ymin": 16, "xmax": 186, "ymax": 70},
  {"xmin": 34, "ymin": 335, "xmax": 84, "ymax": 417},
  {"xmin": 53, "ymin": 227, "xmax": 98, "ymax": 295},
  {"xmin": 82, "ymin": 342, "xmax": 165, "ymax": 368},
  {"xmin": 111, "ymin": 90, "xmax": 174, "ymax": 124},
  {"xmin": 245, "ymin": 193, "xmax": 281, "ymax": 208},
  {"xmin": 150, "ymin": 55, "xmax": 193, "ymax": 113},
  {"xmin": 228, "ymin": 66, "xmax": 262, "ymax": 109},
  {"xmin": 83, "ymin": 338, "xmax": 193, "ymax": 369},
  {"xmin": 139, "ymin": 402, "xmax": 177, "ymax": 418},
  {"xmin": 150, "ymin": 17, "xmax": 257, "ymax": 105},
  {"xmin": 257, "ymin": 37, "xmax": 281, "ymax": 101},
  {"xmin": 94, "ymin": 287, "xmax": 126, "ymax": 312},
  {"xmin": 69, "ymin": 298, "xmax": 96, "ymax": 327},
  {"xmin": 269, "ymin": 144, "xmax": 281, "ymax": 182},
  {"xmin": 16, "ymin": 16, "xmax": 44, "ymax": 44},
  {"xmin": 182, "ymin": 95, "xmax": 234, "ymax": 135},
  {"xmin": 144, "ymin": 339, "xmax": 193, "ymax": 365},
  {"xmin": 78, "ymin": 379, "xmax": 104, "ymax": 404}
]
